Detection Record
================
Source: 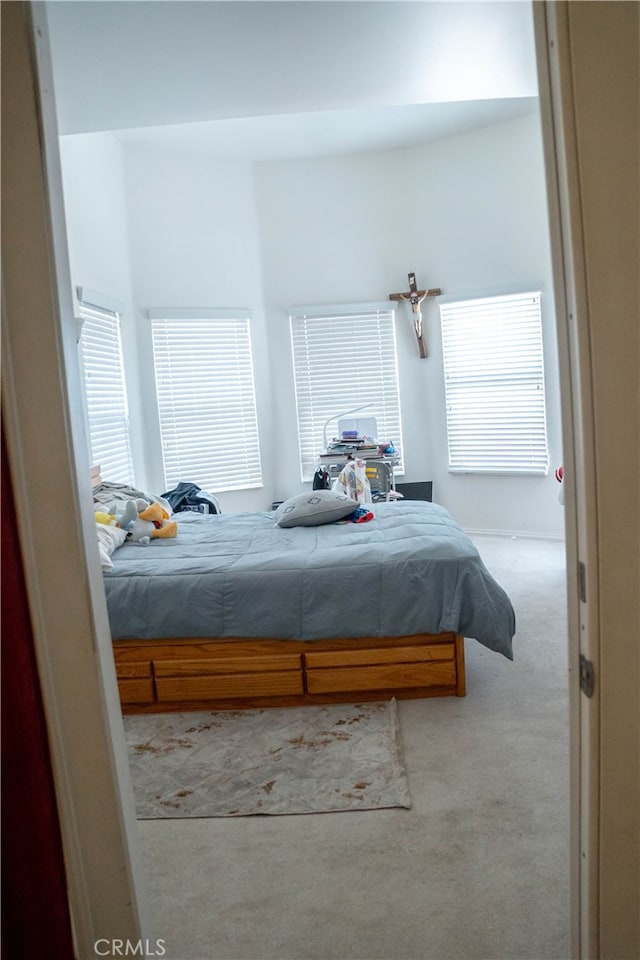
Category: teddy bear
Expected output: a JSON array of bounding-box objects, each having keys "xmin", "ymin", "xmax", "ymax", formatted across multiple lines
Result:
[
  {"xmin": 107, "ymin": 498, "xmax": 147, "ymax": 532},
  {"xmin": 127, "ymin": 502, "xmax": 178, "ymax": 545},
  {"xmin": 102, "ymin": 499, "xmax": 178, "ymax": 545}
]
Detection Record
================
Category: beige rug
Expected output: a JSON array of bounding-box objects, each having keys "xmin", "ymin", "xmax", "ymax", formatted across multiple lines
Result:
[{"xmin": 124, "ymin": 699, "xmax": 411, "ymax": 818}]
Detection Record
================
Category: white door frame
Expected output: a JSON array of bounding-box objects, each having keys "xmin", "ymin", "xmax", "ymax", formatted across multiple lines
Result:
[
  {"xmin": 2, "ymin": 4, "xmax": 149, "ymax": 956},
  {"xmin": 534, "ymin": 3, "xmax": 640, "ymax": 958},
  {"xmin": 3, "ymin": 2, "xmax": 638, "ymax": 958},
  {"xmin": 533, "ymin": 4, "xmax": 600, "ymax": 955}
]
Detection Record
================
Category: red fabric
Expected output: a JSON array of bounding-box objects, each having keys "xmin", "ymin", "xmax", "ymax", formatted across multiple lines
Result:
[{"xmin": 1, "ymin": 427, "xmax": 76, "ymax": 960}]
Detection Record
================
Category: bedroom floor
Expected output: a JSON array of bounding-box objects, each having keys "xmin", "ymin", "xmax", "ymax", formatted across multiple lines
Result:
[{"xmin": 136, "ymin": 535, "xmax": 570, "ymax": 960}]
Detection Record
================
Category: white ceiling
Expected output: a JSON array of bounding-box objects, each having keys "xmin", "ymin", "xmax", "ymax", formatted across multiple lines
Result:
[{"xmin": 47, "ymin": 1, "xmax": 539, "ymax": 160}]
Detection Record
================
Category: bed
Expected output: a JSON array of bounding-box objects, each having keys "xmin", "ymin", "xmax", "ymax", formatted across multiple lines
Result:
[{"xmin": 97, "ymin": 486, "xmax": 516, "ymax": 714}]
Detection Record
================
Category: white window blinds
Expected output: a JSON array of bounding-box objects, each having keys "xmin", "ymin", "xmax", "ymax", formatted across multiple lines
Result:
[
  {"xmin": 78, "ymin": 298, "xmax": 134, "ymax": 485},
  {"xmin": 150, "ymin": 311, "xmax": 262, "ymax": 492},
  {"xmin": 439, "ymin": 291, "xmax": 549, "ymax": 475},
  {"xmin": 290, "ymin": 305, "xmax": 403, "ymax": 481}
]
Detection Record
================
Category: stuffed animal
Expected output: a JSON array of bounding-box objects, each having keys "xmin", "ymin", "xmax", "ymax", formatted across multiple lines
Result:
[
  {"xmin": 108, "ymin": 498, "xmax": 146, "ymax": 533},
  {"xmin": 127, "ymin": 502, "xmax": 178, "ymax": 545},
  {"xmin": 96, "ymin": 498, "xmax": 147, "ymax": 532},
  {"xmin": 95, "ymin": 509, "xmax": 118, "ymax": 527},
  {"xmin": 100, "ymin": 498, "xmax": 178, "ymax": 545}
]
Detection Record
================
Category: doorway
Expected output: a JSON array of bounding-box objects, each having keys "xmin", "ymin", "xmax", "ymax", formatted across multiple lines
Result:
[{"xmin": 2, "ymin": 2, "xmax": 638, "ymax": 958}]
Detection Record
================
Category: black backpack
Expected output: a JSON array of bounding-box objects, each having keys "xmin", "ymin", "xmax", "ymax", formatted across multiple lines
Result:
[{"xmin": 312, "ymin": 467, "xmax": 331, "ymax": 490}]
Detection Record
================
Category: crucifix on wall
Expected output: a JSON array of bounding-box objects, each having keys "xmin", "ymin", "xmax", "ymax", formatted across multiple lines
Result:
[{"xmin": 389, "ymin": 272, "xmax": 442, "ymax": 358}]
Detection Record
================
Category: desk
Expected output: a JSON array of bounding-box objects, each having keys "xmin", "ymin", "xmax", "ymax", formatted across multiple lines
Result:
[{"xmin": 318, "ymin": 456, "xmax": 398, "ymax": 500}]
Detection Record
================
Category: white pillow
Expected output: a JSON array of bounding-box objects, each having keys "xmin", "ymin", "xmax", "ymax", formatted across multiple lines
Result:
[
  {"xmin": 274, "ymin": 490, "xmax": 357, "ymax": 528},
  {"xmin": 96, "ymin": 522, "xmax": 128, "ymax": 572}
]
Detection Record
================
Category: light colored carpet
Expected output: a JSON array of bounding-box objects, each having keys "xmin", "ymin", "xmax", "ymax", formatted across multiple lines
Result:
[
  {"xmin": 135, "ymin": 534, "xmax": 570, "ymax": 960},
  {"xmin": 125, "ymin": 700, "xmax": 410, "ymax": 817}
]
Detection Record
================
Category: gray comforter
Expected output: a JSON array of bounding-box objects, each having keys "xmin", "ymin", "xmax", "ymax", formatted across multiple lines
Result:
[{"xmin": 104, "ymin": 501, "xmax": 516, "ymax": 659}]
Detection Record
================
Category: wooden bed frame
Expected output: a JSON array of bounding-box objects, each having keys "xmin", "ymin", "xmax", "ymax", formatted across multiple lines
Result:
[
  {"xmin": 92, "ymin": 466, "xmax": 466, "ymax": 713},
  {"xmin": 113, "ymin": 632, "xmax": 466, "ymax": 714}
]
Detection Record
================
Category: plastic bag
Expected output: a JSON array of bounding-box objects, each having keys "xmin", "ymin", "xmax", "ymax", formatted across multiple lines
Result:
[{"xmin": 333, "ymin": 459, "xmax": 372, "ymax": 503}]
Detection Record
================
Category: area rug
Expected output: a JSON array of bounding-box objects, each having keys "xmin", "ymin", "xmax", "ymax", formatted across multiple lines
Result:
[{"xmin": 124, "ymin": 699, "xmax": 411, "ymax": 818}]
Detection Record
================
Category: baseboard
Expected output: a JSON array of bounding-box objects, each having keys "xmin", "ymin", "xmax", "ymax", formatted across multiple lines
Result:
[{"xmin": 464, "ymin": 527, "xmax": 566, "ymax": 542}]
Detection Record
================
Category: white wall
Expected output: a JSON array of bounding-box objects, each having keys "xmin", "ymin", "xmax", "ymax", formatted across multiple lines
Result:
[
  {"xmin": 403, "ymin": 114, "xmax": 563, "ymax": 536},
  {"xmin": 60, "ymin": 112, "xmax": 563, "ymax": 536},
  {"xmin": 58, "ymin": 133, "xmax": 146, "ymax": 486},
  {"xmin": 255, "ymin": 112, "xmax": 564, "ymax": 537},
  {"xmin": 120, "ymin": 145, "xmax": 274, "ymax": 512}
]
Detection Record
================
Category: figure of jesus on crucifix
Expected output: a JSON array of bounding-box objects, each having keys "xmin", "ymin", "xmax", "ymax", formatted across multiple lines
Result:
[{"xmin": 389, "ymin": 272, "xmax": 442, "ymax": 359}]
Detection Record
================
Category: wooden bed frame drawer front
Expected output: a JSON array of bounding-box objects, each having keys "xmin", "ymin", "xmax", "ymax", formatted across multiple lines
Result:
[
  {"xmin": 113, "ymin": 633, "xmax": 465, "ymax": 710},
  {"xmin": 116, "ymin": 660, "xmax": 152, "ymax": 679},
  {"xmin": 118, "ymin": 679, "xmax": 155, "ymax": 704},
  {"xmin": 116, "ymin": 661, "xmax": 155, "ymax": 705},
  {"xmin": 306, "ymin": 658, "xmax": 457, "ymax": 695},
  {"xmin": 304, "ymin": 641, "xmax": 455, "ymax": 669},
  {"xmin": 153, "ymin": 653, "xmax": 301, "ymax": 678},
  {"xmin": 155, "ymin": 670, "xmax": 304, "ymax": 703}
]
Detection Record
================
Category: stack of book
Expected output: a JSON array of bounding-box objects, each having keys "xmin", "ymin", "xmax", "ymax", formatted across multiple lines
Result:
[{"xmin": 319, "ymin": 433, "xmax": 384, "ymax": 461}]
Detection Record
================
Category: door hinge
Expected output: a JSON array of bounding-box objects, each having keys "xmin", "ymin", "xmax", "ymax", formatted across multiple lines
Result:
[
  {"xmin": 578, "ymin": 561, "xmax": 587, "ymax": 602},
  {"xmin": 579, "ymin": 654, "xmax": 595, "ymax": 698}
]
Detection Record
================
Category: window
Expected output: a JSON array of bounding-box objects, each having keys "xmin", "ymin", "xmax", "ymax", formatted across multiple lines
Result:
[
  {"xmin": 289, "ymin": 303, "xmax": 403, "ymax": 481},
  {"xmin": 78, "ymin": 292, "xmax": 134, "ymax": 485},
  {"xmin": 149, "ymin": 309, "xmax": 262, "ymax": 492},
  {"xmin": 439, "ymin": 291, "xmax": 549, "ymax": 475}
]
